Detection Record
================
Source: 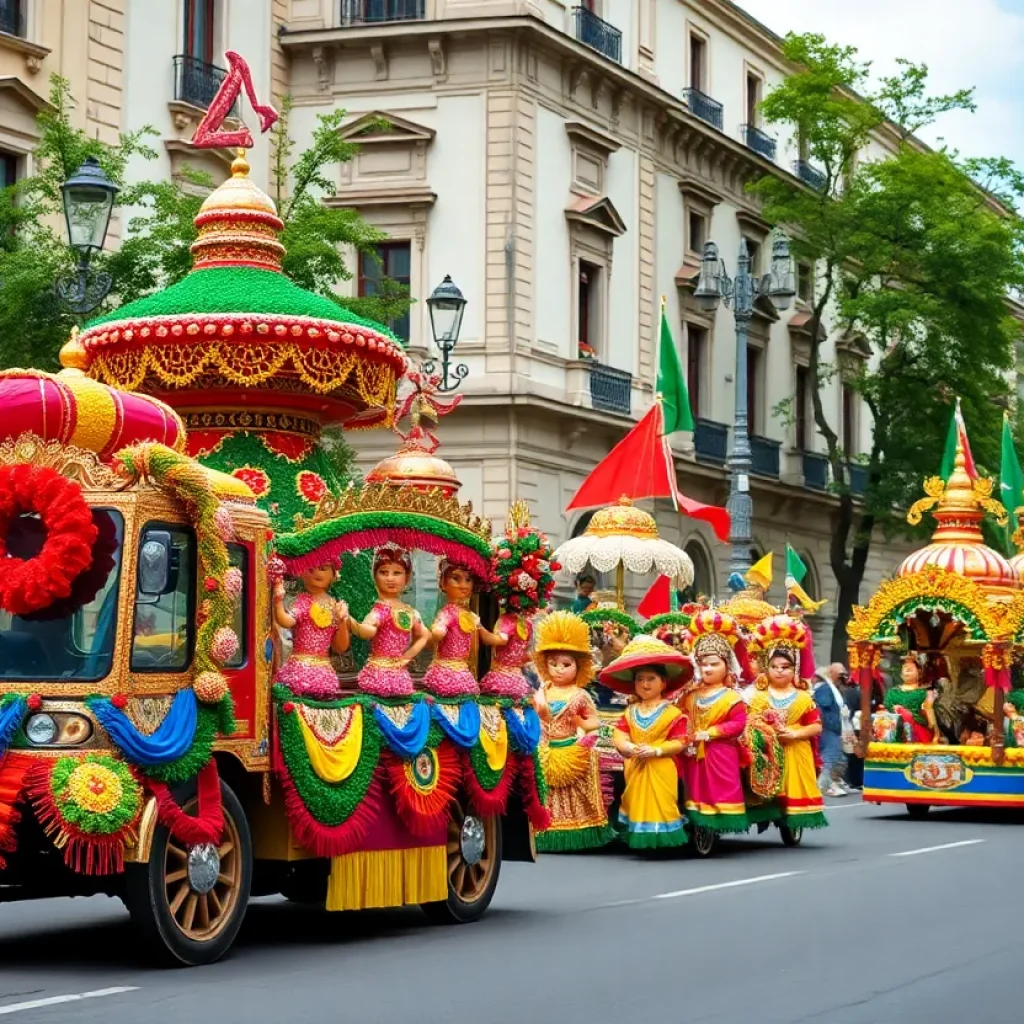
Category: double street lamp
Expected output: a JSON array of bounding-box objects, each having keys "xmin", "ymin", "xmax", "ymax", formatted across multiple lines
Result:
[
  {"xmin": 423, "ymin": 274, "xmax": 468, "ymax": 392},
  {"xmin": 693, "ymin": 234, "xmax": 796, "ymax": 583}
]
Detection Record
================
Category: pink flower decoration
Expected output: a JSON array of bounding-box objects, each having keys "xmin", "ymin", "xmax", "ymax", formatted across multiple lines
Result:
[
  {"xmin": 211, "ymin": 626, "xmax": 240, "ymax": 665},
  {"xmin": 225, "ymin": 567, "xmax": 243, "ymax": 601},
  {"xmin": 214, "ymin": 505, "xmax": 235, "ymax": 543}
]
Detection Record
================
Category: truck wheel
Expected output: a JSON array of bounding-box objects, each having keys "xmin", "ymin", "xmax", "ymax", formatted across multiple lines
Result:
[
  {"xmin": 687, "ymin": 824, "xmax": 717, "ymax": 858},
  {"xmin": 124, "ymin": 779, "xmax": 252, "ymax": 966},
  {"xmin": 422, "ymin": 800, "xmax": 501, "ymax": 925},
  {"xmin": 779, "ymin": 825, "xmax": 803, "ymax": 847},
  {"xmin": 906, "ymin": 803, "xmax": 931, "ymax": 820}
]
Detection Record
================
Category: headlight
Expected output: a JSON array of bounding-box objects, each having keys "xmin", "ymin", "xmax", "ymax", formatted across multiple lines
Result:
[{"xmin": 25, "ymin": 713, "xmax": 58, "ymax": 746}]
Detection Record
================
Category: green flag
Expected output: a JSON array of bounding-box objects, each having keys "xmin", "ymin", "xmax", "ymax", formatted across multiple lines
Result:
[
  {"xmin": 785, "ymin": 544, "xmax": 807, "ymax": 586},
  {"xmin": 1000, "ymin": 414, "xmax": 1024, "ymax": 532},
  {"xmin": 657, "ymin": 304, "xmax": 694, "ymax": 434}
]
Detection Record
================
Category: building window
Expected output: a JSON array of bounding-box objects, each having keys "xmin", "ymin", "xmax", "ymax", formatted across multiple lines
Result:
[
  {"xmin": 0, "ymin": 151, "xmax": 18, "ymax": 189},
  {"xmin": 686, "ymin": 324, "xmax": 705, "ymax": 420},
  {"xmin": 743, "ymin": 236, "xmax": 761, "ymax": 277},
  {"xmin": 745, "ymin": 72, "xmax": 762, "ymax": 126},
  {"xmin": 0, "ymin": 0, "xmax": 24, "ymax": 37},
  {"xmin": 842, "ymin": 385, "xmax": 857, "ymax": 455},
  {"xmin": 183, "ymin": 0, "xmax": 215, "ymax": 63},
  {"xmin": 358, "ymin": 241, "xmax": 411, "ymax": 343},
  {"xmin": 747, "ymin": 345, "xmax": 762, "ymax": 435},
  {"xmin": 577, "ymin": 259, "xmax": 603, "ymax": 360},
  {"xmin": 687, "ymin": 210, "xmax": 706, "ymax": 255},
  {"xmin": 797, "ymin": 263, "xmax": 813, "ymax": 303},
  {"xmin": 795, "ymin": 365, "xmax": 809, "ymax": 450},
  {"xmin": 689, "ymin": 33, "xmax": 706, "ymax": 91}
]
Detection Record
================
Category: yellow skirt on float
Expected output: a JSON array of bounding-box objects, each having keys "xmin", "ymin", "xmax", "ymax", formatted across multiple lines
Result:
[{"xmin": 326, "ymin": 846, "xmax": 447, "ymax": 911}]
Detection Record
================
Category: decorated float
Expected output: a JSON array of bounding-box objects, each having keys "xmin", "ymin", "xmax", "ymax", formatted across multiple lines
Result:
[
  {"xmin": 849, "ymin": 439, "xmax": 1024, "ymax": 814},
  {"xmin": 0, "ymin": 57, "xmax": 544, "ymax": 966}
]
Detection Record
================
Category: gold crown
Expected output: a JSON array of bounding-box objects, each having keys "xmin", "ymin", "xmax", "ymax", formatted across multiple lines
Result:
[
  {"xmin": 292, "ymin": 480, "xmax": 492, "ymax": 542},
  {"xmin": 585, "ymin": 497, "xmax": 659, "ymax": 540}
]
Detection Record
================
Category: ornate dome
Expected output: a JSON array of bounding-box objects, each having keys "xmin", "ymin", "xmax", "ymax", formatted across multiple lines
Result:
[
  {"xmin": 585, "ymin": 497, "xmax": 658, "ymax": 540},
  {"xmin": 365, "ymin": 436, "xmax": 461, "ymax": 497},
  {"xmin": 899, "ymin": 441, "xmax": 1018, "ymax": 599}
]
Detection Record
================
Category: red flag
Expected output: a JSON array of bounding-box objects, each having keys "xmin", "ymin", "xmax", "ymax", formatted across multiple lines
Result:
[
  {"xmin": 638, "ymin": 575, "xmax": 673, "ymax": 618},
  {"xmin": 566, "ymin": 403, "xmax": 731, "ymax": 542}
]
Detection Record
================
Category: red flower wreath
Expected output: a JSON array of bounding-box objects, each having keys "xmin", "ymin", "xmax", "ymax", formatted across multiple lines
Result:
[{"xmin": 0, "ymin": 465, "xmax": 98, "ymax": 617}]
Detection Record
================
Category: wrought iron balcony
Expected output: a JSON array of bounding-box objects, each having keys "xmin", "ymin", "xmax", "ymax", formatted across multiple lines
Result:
[
  {"xmin": 802, "ymin": 451, "xmax": 830, "ymax": 491},
  {"xmin": 848, "ymin": 462, "xmax": 868, "ymax": 497},
  {"xmin": 572, "ymin": 6, "xmax": 622, "ymax": 64},
  {"xmin": 793, "ymin": 160, "xmax": 827, "ymax": 192},
  {"xmin": 750, "ymin": 435, "xmax": 781, "ymax": 478},
  {"xmin": 694, "ymin": 417, "xmax": 728, "ymax": 465},
  {"xmin": 173, "ymin": 55, "xmax": 236, "ymax": 112},
  {"xmin": 682, "ymin": 88, "xmax": 724, "ymax": 131},
  {"xmin": 741, "ymin": 124, "xmax": 777, "ymax": 161},
  {"xmin": 0, "ymin": 0, "xmax": 25, "ymax": 37},
  {"xmin": 340, "ymin": 0, "xmax": 425, "ymax": 24},
  {"xmin": 588, "ymin": 363, "xmax": 631, "ymax": 415}
]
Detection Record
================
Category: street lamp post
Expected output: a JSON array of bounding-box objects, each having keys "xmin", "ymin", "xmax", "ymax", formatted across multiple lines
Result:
[
  {"xmin": 423, "ymin": 274, "xmax": 468, "ymax": 393},
  {"xmin": 693, "ymin": 234, "xmax": 796, "ymax": 584},
  {"xmin": 56, "ymin": 155, "xmax": 119, "ymax": 315}
]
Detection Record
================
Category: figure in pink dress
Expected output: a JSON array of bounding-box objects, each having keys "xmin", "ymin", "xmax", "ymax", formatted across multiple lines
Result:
[
  {"xmin": 346, "ymin": 546, "xmax": 430, "ymax": 698},
  {"xmin": 273, "ymin": 562, "xmax": 350, "ymax": 700},
  {"xmin": 423, "ymin": 561, "xmax": 508, "ymax": 697},
  {"xmin": 480, "ymin": 612, "xmax": 533, "ymax": 698}
]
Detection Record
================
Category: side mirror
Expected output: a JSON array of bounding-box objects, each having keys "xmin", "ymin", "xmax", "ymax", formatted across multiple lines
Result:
[{"xmin": 138, "ymin": 532, "xmax": 171, "ymax": 596}]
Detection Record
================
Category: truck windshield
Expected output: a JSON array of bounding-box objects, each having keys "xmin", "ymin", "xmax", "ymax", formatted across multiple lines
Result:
[{"xmin": 0, "ymin": 509, "xmax": 125, "ymax": 682}]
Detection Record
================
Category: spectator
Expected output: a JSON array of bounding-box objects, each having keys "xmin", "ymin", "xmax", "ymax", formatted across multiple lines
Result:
[
  {"xmin": 571, "ymin": 574, "xmax": 596, "ymax": 613},
  {"xmin": 814, "ymin": 667, "xmax": 848, "ymax": 797}
]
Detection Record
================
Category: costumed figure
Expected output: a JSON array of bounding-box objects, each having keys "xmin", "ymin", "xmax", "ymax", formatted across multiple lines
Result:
[
  {"xmin": 883, "ymin": 653, "xmax": 939, "ymax": 744},
  {"xmin": 424, "ymin": 560, "xmax": 507, "ymax": 697},
  {"xmin": 745, "ymin": 614, "xmax": 828, "ymax": 831},
  {"xmin": 1003, "ymin": 684, "xmax": 1024, "ymax": 748},
  {"xmin": 678, "ymin": 609, "xmax": 751, "ymax": 834},
  {"xmin": 480, "ymin": 501, "xmax": 559, "ymax": 698},
  {"xmin": 347, "ymin": 546, "xmax": 430, "ymax": 697},
  {"xmin": 600, "ymin": 636, "xmax": 691, "ymax": 849},
  {"xmin": 533, "ymin": 610, "xmax": 614, "ymax": 851},
  {"xmin": 273, "ymin": 561, "xmax": 350, "ymax": 700}
]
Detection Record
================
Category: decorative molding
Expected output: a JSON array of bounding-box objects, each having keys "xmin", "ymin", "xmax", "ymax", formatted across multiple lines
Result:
[
  {"xmin": 311, "ymin": 46, "xmax": 334, "ymax": 92},
  {"xmin": 565, "ymin": 120, "xmax": 620, "ymax": 156},
  {"xmin": 735, "ymin": 207, "xmax": 771, "ymax": 238},
  {"xmin": 370, "ymin": 43, "xmax": 388, "ymax": 81},
  {"xmin": 325, "ymin": 185, "xmax": 437, "ymax": 209},
  {"xmin": 428, "ymin": 38, "xmax": 447, "ymax": 83},
  {"xmin": 565, "ymin": 195, "xmax": 627, "ymax": 238},
  {"xmin": 678, "ymin": 174, "xmax": 724, "ymax": 211},
  {"xmin": 338, "ymin": 110, "xmax": 435, "ymax": 144}
]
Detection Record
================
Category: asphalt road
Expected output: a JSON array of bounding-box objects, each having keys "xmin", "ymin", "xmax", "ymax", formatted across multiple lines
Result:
[{"xmin": 2, "ymin": 797, "xmax": 1022, "ymax": 1023}]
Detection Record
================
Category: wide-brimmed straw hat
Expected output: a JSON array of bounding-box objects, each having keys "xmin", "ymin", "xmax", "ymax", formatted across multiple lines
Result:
[{"xmin": 598, "ymin": 634, "xmax": 693, "ymax": 695}]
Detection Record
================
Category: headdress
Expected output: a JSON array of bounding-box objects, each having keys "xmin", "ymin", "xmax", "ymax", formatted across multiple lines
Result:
[
  {"xmin": 687, "ymin": 608, "xmax": 749, "ymax": 682},
  {"xmin": 373, "ymin": 545, "xmax": 412, "ymax": 578},
  {"xmin": 533, "ymin": 610, "xmax": 594, "ymax": 687},
  {"xmin": 753, "ymin": 613, "xmax": 815, "ymax": 687},
  {"xmin": 598, "ymin": 634, "xmax": 693, "ymax": 695},
  {"xmin": 438, "ymin": 556, "xmax": 480, "ymax": 589}
]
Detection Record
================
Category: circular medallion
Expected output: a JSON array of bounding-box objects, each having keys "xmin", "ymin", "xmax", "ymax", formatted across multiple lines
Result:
[
  {"xmin": 395, "ymin": 609, "xmax": 413, "ymax": 632},
  {"xmin": 67, "ymin": 761, "xmax": 123, "ymax": 815},
  {"xmin": 411, "ymin": 750, "xmax": 437, "ymax": 789},
  {"xmin": 516, "ymin": 618, "xmax": 529, "ymax": 642},
  {"xmin": 309, "ymin": 601, "xmax": 333, "ymax": 629},
  {"xmin": 458, "ymin": 610, "xmax": 476, "ymax": 634},
  {"xmin": 187, "ymin": 842, "xmax": 221, "ymax": 894},
  {"xmin": 460, "ymin": 815, "xmax": 486, "ymax": 866}
]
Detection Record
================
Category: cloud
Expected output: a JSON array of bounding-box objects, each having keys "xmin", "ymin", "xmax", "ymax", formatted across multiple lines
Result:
[{"xmin": 737, "ymin": 0, "xmax": 1024, "ymax": 168}]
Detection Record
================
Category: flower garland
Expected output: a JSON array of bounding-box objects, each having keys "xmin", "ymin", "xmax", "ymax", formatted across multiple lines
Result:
[
  {"xmin": 580, "ymin": 608, "xmax": 640, "ymax": 638},
  {"xmin": 116, "ymin": 444, "xmax": 237, "ymax": 724},
  {"xmin": 0, "ymin": 751, "xmax": 34, "ymax": 869},
  {"xmin": 491, "ymin": 522, "xmax": 559, "ymax": 614},
  {"xmin": 0, "ymin": 465, "xmax": 98, "ymax": 617},
  {"xmin": 147, "ymin": 760, "xmax": 225, "ymax": 847},
  {"xmin": 462, "ymin": 742, "xmax": 515, "ymax": 817},
  {"xmin": 28, "ymin": 755, "xmax": 143, "ymax": 875}
]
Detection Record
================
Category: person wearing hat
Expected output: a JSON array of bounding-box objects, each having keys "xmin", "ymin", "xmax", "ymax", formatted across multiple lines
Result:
[
  {"xmin": 600, "ymin": 636, "xmax": 692, "ymax": 850},
  {"xmin": 679, "ymin": 610, "xmax": 751, "ymax": 836},
  {"xmin": 533, "ymin": 611, "xmax": 614, "ymax": 851}
]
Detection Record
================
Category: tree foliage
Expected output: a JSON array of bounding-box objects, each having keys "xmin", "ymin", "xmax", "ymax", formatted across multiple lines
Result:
[
  {"xmin": 751, "ymin": 34, "xmax": 1024, "ymax": 658},
  {"xmin": 0, "ymin": 77, "xmax": 411, "ymax": 373}
]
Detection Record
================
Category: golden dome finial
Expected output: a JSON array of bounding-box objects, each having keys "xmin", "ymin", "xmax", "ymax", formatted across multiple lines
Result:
[
  {"xmin": 58, "ymin": 326, "xmax": 88, "ymax": 376},
  {"xmin": 231, "ymin": 148, "xmax": 250, "ymax": 178}
]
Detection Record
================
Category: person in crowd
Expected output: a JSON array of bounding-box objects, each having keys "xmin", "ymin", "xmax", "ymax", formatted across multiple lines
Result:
[
  {"xmin": 813, "ymin": 666, "xmax": 849, "ymax": 797},
  {"xmin": 571, "ymin": 574, "xmax": 596, "ymax": 614}
]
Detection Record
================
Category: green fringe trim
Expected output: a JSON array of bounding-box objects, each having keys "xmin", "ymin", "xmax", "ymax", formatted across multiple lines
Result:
[
  {"xmin": 580, "ymin": 608, "xmax": 639, "ymax": 637},
  {"xmin": 532, "ymin": 748, "xmax": 549, "ymax": 807},
  {"xmin": 623, "ymin": 828, "xmax": 688, "ymax": 850},
  {"xmin": 685, "ymin": 809, "xmax": 750, "ymax": 834},
  {"xmin": 745, "ymin": 801, "xmax": 782, "ymax": 825},
  {"xmin": 781, "ymin": 810, "xmax": 829, "ymax": 830},
  {"xmin": 467, "ymin": 740, "xmax": 505, "ymax": 791},
  {"xmin": 535, "ymin": 823, "xmax": 615, "ymax": 852}
]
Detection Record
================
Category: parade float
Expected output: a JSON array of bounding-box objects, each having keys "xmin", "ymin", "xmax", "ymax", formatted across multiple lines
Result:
[
  {"xmin": 0, "ymin": 57, "xmax": 545, "ymax": 966},
  {"xmin": 849, "ymin": 439, "xmax": 1024, "ymax": 814}
]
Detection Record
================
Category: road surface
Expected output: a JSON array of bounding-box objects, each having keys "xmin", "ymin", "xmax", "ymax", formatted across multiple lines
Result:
[{"xmin": 1, "ymin": 798, "xmax": 1020, "ymax": 1023}]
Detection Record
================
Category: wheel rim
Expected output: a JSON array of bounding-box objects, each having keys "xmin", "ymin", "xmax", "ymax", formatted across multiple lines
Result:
[
  {"xmin": 693, "ymin": 826, "xmax": 715, "ymax": 854},
  {"xmin": 163, "ymin": 799, "xmax": 241, "ymax": 942},
  {"xmin": 446, "ymin": 802, "xmax": 496, "ymax": 904}
]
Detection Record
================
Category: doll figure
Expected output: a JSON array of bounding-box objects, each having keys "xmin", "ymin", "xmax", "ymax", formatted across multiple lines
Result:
[
  {"xmin": 347, "ymin": 546, "xmax": 430, "ymax": 698},
  {"xmin": 884, "ymin": 653, "xmax": 939, "ymax": 743},
  {"xmin": 273, "ymin": 561, "xmax": 349, "ymax": 700},
  {"xmin": 601, "ymin": 635, "xmax": 691, "ymax": 850},
  {"xmin": 533, "ymin": 611, "xmax": 613, "ymax": 852},
  {"xmin": 423, "ymin": 560, "xmax": 508, "ymax": 697}
]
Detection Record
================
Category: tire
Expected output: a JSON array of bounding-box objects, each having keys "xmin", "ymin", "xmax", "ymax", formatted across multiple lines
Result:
[
  {"xmin": 422, "ymin": 800, "xmax": 501, "ymax": 925},
  {"xmin": 906, "ymin": 803, "xmax": 931, "ymax": 820},
  {"xmin": 124, "ymin": 780, "xmax": 252, "ymax": 966},
  {"xmin": 687, "ymin": 824, "xmax": 717, "ymax": 858},
  {"xmin": 779, "ymin": 825, "xmax": 803, "ymax": 848}
]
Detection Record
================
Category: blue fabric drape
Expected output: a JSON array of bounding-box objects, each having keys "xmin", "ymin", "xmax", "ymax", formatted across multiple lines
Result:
[
  {"xmin": 430, "ymin": 700, "xmax": 481, "ymax": 749},
  {"xmin": 0, "ymin": 696, "xmax": 26, "ymax": 756},
  {"xmin": 371, "ymin": 700, "xmax": 432, "ymax": 758},
  {"xmin": 504, "ymin": 705, "xmax": 542, "ymax": 754},
  {"xmin": 88, "ymin": 688, "xmax": 198, "ymax": 765}
]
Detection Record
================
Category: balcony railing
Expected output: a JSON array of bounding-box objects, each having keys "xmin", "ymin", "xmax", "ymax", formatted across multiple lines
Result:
[
  {"xmin": 848, "ymin": 462, "xmax": 868, "ymax": 497},
  {"xmin": 802, "ymin": 451, "xmax": 830, "ymax": 491},
  {"xmin": 750, "ymin": 435, "xmax": 781, "ymax": 478},
  {"xmin": 741, "ymin": 124, "xmax": 777, "ymax": 161},
  {"xmin": 694, "ymin": 417, "xmax": 728, "ymax": 465},
  {"xmin": 572, "ymin": 6, "xmax": 622, "ymax": 64},
  {"xmin": 173, "ymin": 55, "xmax": 235, "ymax": 112},
  {"xmin": 340, "ymin": 0, "xmax": 425, "ymax": 24},
  {"xmin": 589, "ymin": 363, "xmax": 631, "ymax": 415},
  {"xmin": 682, "ymin": 88, "xmax": 724, "ymax": 131},
  {"xmin": 793, "ymin": 160, "xmax": 827, "ymax": 192},
  {"xmin": 0, "ymin": 0, "xmax": 25, "ymax": 37}
]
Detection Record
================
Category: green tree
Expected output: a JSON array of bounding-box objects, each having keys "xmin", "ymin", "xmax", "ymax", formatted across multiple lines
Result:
[
  {"xmin": 751, "ymin": 34, "xmax": 1024, "ymax": 660},
  {"xmin": 0, "ymin": 77, "xmax": 411, "ymax": 372}
]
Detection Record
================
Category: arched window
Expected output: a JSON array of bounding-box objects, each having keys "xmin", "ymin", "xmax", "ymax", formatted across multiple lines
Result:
[
  {"xmin": 798, "ymin": 550, "xmax": 821, "ymax": 601},
  {"xmin": 682, "ymin": 538, "xmax": 715, "ymax": 602}
]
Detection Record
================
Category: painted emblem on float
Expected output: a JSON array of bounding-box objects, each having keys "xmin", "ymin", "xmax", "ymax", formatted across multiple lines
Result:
[{"xmin": 905, "ymin": 753, "xmax": 972, "ymax": 790}]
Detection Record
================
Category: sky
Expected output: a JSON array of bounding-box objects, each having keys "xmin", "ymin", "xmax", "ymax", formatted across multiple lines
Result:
[{"xmin": 737, "ymin": 0, "xmax": 1024, "ymax": 173}]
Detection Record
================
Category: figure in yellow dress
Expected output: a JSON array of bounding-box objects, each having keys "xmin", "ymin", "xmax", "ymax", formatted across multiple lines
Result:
[
  {"xmin": 533, "ymin": 611, "xmax": 613, "ymax": 851},
  {"xmin": 600, "ymin": 636, "xmax": 692, "ymax": 850},
  {"xmin": 746, "ymin": 614, "xmax": 828, "ymax": 832}
]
